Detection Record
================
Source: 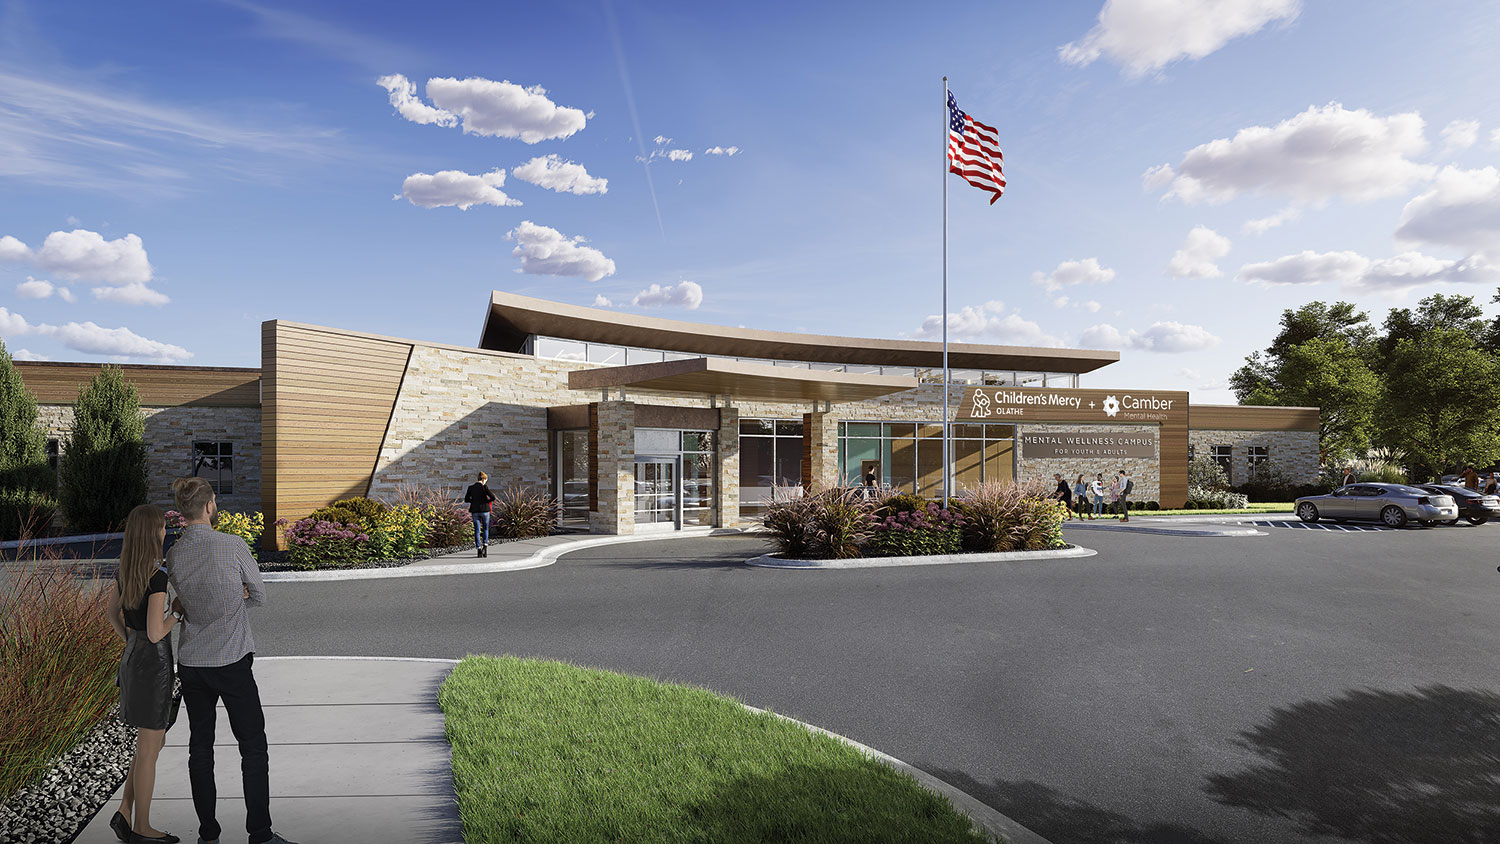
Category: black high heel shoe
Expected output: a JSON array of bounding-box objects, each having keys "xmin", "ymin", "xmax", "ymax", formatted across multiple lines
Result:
[{"xmin": 110, "ymin": 811, "xmax": 131, "ymax": 842}]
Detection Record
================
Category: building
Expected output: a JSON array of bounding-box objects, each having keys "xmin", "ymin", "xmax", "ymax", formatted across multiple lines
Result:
[{"xmin": 17, "ymin": 291, "xmax": 1319, "ymax": 540}]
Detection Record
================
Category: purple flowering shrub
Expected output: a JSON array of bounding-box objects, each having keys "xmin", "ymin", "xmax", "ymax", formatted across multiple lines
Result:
[
  {"xmin": 278, "ymin": 517, "xmax": 371, "ymax": 570},
  {"xmin": 867, "ymin": 500, "xmax": 964, "ymax": 557}
]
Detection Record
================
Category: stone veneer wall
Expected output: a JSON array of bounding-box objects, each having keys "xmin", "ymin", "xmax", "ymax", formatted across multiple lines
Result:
[
  {"xmin": 1188, "ymin": 430, "xmax": 1320, "ymax": 487},
  {"xmin": 35, "ymin": 404, "xmax": 263, "ymax": 515},
  {"xmin": 1017, "ymin": 423, "xmax": 1160, "ymax": 503},
  {"xmin": 590, "ymin": 401, "xmax": 635, "ymax": 534},
  {"xmin": 715, "ymin": 406, "xmax": 740, "ymax": 528}
]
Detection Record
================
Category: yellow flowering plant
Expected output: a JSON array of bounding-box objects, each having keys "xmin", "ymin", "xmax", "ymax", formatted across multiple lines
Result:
[{"xmin": 213, "ymin": 511, "xmax": 265, "ymax": 561}]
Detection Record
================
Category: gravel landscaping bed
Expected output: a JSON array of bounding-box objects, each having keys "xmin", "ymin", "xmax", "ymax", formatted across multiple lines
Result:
[{"xmin": 0, "ymin": 706, "xmax": 133, "ymax": 844}]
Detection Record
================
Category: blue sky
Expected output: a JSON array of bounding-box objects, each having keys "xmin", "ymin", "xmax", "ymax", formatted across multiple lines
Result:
[{"xmin": 2, "ymin": 0, "xmax": 1499, "ymax": 401}]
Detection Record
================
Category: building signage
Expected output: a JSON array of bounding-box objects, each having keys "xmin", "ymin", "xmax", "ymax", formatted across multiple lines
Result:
[
  {"xmin": 959, "ymin": 387, "xmax": 1183, "ymax": 423},
  {"xmin": 1020, "ymin": 431, "xmax": 1158, "ymax": 459}
]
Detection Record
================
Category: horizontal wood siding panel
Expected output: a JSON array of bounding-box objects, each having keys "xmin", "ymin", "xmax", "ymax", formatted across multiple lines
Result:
[
  {"xmin": 1189, "ymin": 405, "xmax": 1320, "ymax": 432},
  {"xmin": 16, "ymin": 362, "xmax": 260, "ymax": 406},
  {"xmin": 262, "ymin": 321, "xmax": 412, "ymax": 546}
]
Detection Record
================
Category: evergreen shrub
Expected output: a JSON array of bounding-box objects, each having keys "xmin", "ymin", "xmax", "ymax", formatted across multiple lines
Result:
[{"xmin": 56, "ymin": 366, "xmax": 146, "ymax": 533}]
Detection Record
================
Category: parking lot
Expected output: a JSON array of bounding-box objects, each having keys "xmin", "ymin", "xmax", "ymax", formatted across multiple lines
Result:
[{"xmin": 248, "ymin": 522, "xmax": 1498, "ymax": 844}]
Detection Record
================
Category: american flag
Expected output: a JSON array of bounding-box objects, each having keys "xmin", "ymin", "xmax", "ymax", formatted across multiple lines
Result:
[{"xmin": 948, "ymin": 91, "xmax": 1005, "ymax": 203}]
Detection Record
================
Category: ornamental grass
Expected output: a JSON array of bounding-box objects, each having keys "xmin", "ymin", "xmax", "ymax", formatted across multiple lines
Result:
[
  {"xmin": 489, "ymin": 485, "xmax": 561, "ymax": 540},
  {"xmin": 0, "ymin": 540, "xmax": 122, "ymax": 799}
]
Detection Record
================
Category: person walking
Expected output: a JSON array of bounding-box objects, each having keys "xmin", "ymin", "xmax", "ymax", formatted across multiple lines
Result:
[
  {"xmin": 1072, "ymin": 474, "xmax": 1090, "ymax": 520},
  {"xmin": 1090, "ymin": 473, "xmax": 1106, "ymax": 519},
  {"xmin": 105, "ymin": 504, "xmax": 180, "ymax": 844},
  {"xmin": 1461, "ymin": 465, "xmax": 1480, "ymax": 491},
  {"xmin": 1108, "ymin": 473, "xmax": 1122, "ymax": 519},
  {"xmin": 465, "ymin": 472, "xmax": 497, "ymax": 557},
  {"xmin": 1052, "ymin": 474, "xmax": 1073, "ymax": 520},
  {"xmin": 1118, "ymin": 469, "xmax": 1134, "ymax": 522},
  {"xmin": 166, "ymin": 477, "xmax": 297, "ymax": 844},
  {"xmin": 1340, "ymin": 466, "xmax": 1357, "ymax": 488}
]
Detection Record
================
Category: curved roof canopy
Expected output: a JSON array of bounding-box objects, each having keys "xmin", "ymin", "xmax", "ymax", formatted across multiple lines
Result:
[{"xmin": 479, "ymin": 291, "xmax": 1119, "ymax": 374}]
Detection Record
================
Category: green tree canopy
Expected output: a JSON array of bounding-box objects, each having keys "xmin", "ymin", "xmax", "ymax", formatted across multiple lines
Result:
[
  {"xmin": 0, "ymin": 340, "xmax": 48, "ymax": 479},
  {"xmin": 1378, "ymin": 293, "xmax": 1487, "ymax": 365},
  {"xmin": 57, "ymin": 365, "xmax": 148, "ymax": 532},
  {"xmin": 1377, "ymin": 327, "xmax": 1500, "ymax": 481}
]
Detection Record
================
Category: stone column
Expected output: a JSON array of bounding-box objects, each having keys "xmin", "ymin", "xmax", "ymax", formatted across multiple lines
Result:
[
  {"xmin": 589, "ymin": 400, "xmax": 635, "ymax": 535},
  {"xmin": 801, "ymin": 411, "xmax": 840, "ymax": 490},
  {"xmin": 715, "ymin": 406, "xmax": 739, "ymax": 528}
]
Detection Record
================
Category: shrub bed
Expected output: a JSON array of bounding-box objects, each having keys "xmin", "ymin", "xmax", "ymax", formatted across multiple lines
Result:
[{"xmin": 764, "ymin": 480, "xmax": 1066, "ymax": 561}]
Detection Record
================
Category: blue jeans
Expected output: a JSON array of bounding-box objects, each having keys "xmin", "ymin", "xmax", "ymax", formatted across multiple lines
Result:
[
  {"xmin": 1092, "ymin": 496, "xmax": 1104, "ymax": 515},
  {"xmin": 472, "ymin": 512, "xmax": 489, "ymax": 549}
]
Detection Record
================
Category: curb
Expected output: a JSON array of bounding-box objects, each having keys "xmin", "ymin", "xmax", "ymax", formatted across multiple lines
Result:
[
  {"xmin": 294, "ymin": 656, "xmax": 1048, "ymax": 844},
  {"xmin": 0, "ymin": 530, "xmax": 124, "ymax": 550},
  {"xmin": 260, "ymin": 527, "xmax": 748, "ymax": 582},
  {"xmin": 746, "ymin": 545, "xmax": 1096, "ymax": 569},
  {"xmin": 1062, "ymin": 521, "xmax": 1265, "ymax": 537}
]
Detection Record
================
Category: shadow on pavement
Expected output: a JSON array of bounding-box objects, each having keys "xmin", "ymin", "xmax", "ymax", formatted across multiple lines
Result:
[
  {"xmin": 1205, "ymin": 685, "xmax": 1500, "ymax": 844},
  {"xmin": 925, "ymin": 769, "xmax": 1231, "ymax": 844}
]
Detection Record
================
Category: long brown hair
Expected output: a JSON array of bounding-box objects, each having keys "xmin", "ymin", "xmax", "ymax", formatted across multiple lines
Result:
[{"xmin": 119, "ymin": 504, "xmax": 166, "ymax": 610}]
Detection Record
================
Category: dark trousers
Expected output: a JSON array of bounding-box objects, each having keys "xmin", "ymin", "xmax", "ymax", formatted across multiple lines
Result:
[{"xmin": 180, "ymin": 653, "xmax": 272, "ymax": 844}]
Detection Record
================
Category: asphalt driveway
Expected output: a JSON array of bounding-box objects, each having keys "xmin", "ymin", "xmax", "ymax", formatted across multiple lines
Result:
[{"xmin": 248, "ymin": 523, "xmax": 1500, "ymax": 844}]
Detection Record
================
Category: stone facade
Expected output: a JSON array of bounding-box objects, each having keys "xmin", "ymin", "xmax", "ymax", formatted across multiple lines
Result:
[
  {"xmin": 589, "ymin": 401, "xmax": 635, "ymax": 535},
  {"xmin": 1189, "ymin": 430, "xmax": 1320, "ymax": 487},
  {"xmin": 1017, "ymin": 423, "xmax": 1161, "ymax": 503},
  {"xmin": 801, "ymin": 411, "xmax": 841, "ymax": 489},
  {"xmin": 715, "ymin": 406, "xmax": 740, "ymax": 529},
  {"xmin": 36, "ymin": 404, "xmax": 262, "ymax": 515}
]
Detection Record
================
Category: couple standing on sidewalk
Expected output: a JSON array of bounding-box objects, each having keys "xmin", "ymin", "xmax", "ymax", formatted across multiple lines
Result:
[{"xmin": 105, "ymin": 477, "xmax": 296, "ymax": 844}]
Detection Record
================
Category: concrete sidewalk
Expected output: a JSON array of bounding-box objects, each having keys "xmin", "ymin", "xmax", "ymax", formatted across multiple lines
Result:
[{"xmin": 75, "ymin": 657, "xmax": 460, "ymax": 844}]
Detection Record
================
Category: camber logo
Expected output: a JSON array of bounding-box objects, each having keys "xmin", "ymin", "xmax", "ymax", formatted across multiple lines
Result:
[{"xmin": 1101, "ymin": 395, "xmax": 1120, "ymax": 417}]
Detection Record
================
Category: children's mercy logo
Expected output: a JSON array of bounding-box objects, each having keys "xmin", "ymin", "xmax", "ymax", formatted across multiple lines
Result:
[
  {"xmin": 969, "ymin": 391, "xmax": 992, "ymax": 417},
  {"xmin": 1101, "ymin": 395, "xmax": 1121, "ymax": 417}
]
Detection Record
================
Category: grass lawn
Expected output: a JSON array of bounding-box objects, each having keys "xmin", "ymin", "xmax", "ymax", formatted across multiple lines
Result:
[{"xmin": 440, "ymin": 656, "xmax": 995, "ymax": 844}]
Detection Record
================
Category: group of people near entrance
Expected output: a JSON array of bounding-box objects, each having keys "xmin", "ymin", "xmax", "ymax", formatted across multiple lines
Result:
[
  {"xmin": 105, "ymin": 477, "xmax": 296, "ymax": 844},
  {"xmin": 1053, "ymin": 470, "xmax": 1135, "ymax": 522}
]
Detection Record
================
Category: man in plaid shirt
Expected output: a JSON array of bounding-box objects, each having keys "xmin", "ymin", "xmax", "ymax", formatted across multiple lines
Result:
[{"xmin": 167, "ymin": 477, "xmax": 297, "ymax": 844}]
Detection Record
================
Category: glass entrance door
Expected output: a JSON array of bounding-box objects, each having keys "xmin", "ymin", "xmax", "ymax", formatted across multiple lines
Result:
[{"xmin": 634, "ymin": 457, "xmax": 680, "ymax": 530}]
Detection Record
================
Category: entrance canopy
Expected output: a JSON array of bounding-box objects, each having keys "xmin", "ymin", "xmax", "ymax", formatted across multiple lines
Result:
[{"xmin": 568, "ymin": 357, "xmax": 918, "ymax": 403}]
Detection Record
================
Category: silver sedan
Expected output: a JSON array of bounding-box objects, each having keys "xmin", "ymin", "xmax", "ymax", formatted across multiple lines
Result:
[{"xmin": 1295, "ymin": 483, "xmax": 1458, "ymax": 528}]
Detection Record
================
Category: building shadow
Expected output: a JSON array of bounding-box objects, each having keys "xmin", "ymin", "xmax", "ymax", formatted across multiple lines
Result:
[
  {"xmin": 923, "ymin": 768, "xmax": 1231, "ymax": 844},
  {"xmin": 1203, "ymin": 685, "xmax": 1500, "ymax": 844}
]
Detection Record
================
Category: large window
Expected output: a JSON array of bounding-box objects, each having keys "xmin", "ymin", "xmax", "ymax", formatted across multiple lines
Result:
[
  {"xmin": 739, "ymin": 419, "xmax": 803, "ymax": 516},
  {"xmin": 838, "ymin": 422, "xmax": 1014, "ymax": 497},
  {"xmin": 555, "ymin": 430, "xmax": 589, "ymax": 522},
  {"xmin": 1247, "ymin": 446, "xmax": 1269, "ymax": 470},
  {"xmin": 1211, "ymin": 444, "xmax": 1233, "ymax": 476},
  {"xmin": 635, "ymin": 429, "xmax": 716, "ymax": 527},
  {"xmin": 192, "ymin": 441, "xmax": 233, "ymax": 495}
]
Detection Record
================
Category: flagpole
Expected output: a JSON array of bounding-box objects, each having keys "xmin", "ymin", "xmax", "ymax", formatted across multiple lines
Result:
[{"xmin": 941, "ymin": 76, "xmax": 951, "ymax": 509}]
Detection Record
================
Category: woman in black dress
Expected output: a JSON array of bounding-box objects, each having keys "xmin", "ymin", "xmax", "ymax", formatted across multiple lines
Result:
[{"xmin": 104, "ymin": 503, "xmax": 181, "ymax": 844}]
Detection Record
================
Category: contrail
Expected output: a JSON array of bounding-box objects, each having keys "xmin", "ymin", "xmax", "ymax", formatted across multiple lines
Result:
[{"xmin": 603, "ymin": 0, "xmax": 665, "ymax": 238}]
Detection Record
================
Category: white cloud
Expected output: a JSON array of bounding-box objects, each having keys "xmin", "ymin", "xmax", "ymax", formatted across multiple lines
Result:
[
  {"xmin": 592, "ymin": 294, "xmax": 613, "ymax": 308},
  {"xmin": 511, "ymin": 155, "xmax": 608, "ymax": 195},
  {"xmin": 425, "ymin": 76, "xmax": 587, "ymax": 143},
  {"xmin": 1141, "ymin": 163, "xmax": 1175, "ymax": 191},
  {"xmin": 376, "ymin": 74, "xmax": 456, "ymax": 127},
  {"xmin": 10, "ymin": 348, "xmax": 47, "ymax": 361},
  {"xmin": 16, "ymin": 277, "xmax": 54, "ymax": 299},
  {"xmin": 46, "ymin": 321, "xmax": 191, "ymax": 362},
  {"xmin": 506, "ymin": 221, "xmax": 616, "ymax": 281},
  {"xmin": 1166, "ymin": 226, "xmax": 1231, "ymax": 278},
  {"xmin": 16, "ymin": 229, "xmax": 154, "ymax": 284},
  {"xmin": 0, "ymin": 306, "xmax": 36, "ymax": 336},
  {"xmin": 0, "ymin": 234, "xmax": 32, "ymax": 261},
  {"xmin": 1053, "ymin": 296, "xmax": 1103, "ymax": 313},
  {"xmin": 1033, "ymin": 258, "xmax": 1115, "ymax": 292},
  {"xmin": 1148, "ymin": 103, "xmax": 1434, "ymax": 205},
  {"xmin": 653, "ymin": 135, "xmax": 672, "ymax": 145},
  {"xmin": 1052, "ymin": 296, "xmax": 1070, "ymax": 308},
  {"xmin": 0, "ymin": 308, "xmax": 189, "ymax": 361},
  {"xmin": 1440, "ymin": 119, "xmax": 1479, "ymax": 153},
  {"xmin": 1079, "ymin": 321, "xmax": 1220, "ymax": 353},
  {"xmin": 1394, "ymin": 166, "xmax": 1500, "ymax": 253},
  {"xmin": 65, "ymin": 215, "xmax": 80, "ymax": 226},
  {"xmin": 1082, "ymin": 300, "xmax": 1101, "ymax": 313},
  {"xmin": 92, "ymin": 282, "xmax": 170, "ymax": 306},
  {"xmin": 632, "ymin": 281, "xmax": 703, "ymax": 310},
  {"xmin": 1491, "ymin": 128, "xmax": 1500, "ymax": 148},
  {"xmin": 1242, "ymin": 205, "xmax": 1301, "ymax": 234},
  {"xmin": 913, "ymin": 300, "xmax": 1065, "ymax": 347},
  {"xmin": 1237, "ymin": 247, "xmax": 1500, "ymax": 292},
  {"xmin": 1059, "ymin": 0, "xmax": 1300, "ymax": 77},
  {"xmin": 704, "ymin": 146, "xmax": 741, "ymax": 156},
  {"xmin": 400, "ymin": 169, "xmax": 520, "ymax": 209},
  {"xmin": 643, "ymin": 148, "xmax": 693, "ymax": 163}
]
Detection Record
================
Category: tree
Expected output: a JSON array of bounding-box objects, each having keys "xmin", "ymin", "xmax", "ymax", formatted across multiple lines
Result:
[
  {"xmin": 0, "ymin": 340, "xmax": 56, "ymax": 538},
  {"xmin": 1377, "ymin": 328, "xmax": 1500, "ymax": 481},
  {"xmin": 1484, "ymin": 287, "xmax": 1500, "ymax": 355},
  {"xmin": 1378, "ymin": 293, "xmax": 1487, "ymax": 366},
  {"xmin": 1231, "ymin": 302, "xmax": 1380, "ymax": 464},
  {"xmin": 57, "ymin": 366, "xmax": 148, "ymax": 532}
]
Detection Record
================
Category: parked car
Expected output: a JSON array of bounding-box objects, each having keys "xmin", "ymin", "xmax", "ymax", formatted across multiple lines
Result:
[
  {"xmin": 1295, "ymin": 483, "xmax": 1458, "ymax": 528},
  {"xmin": 1414, "ymin": 484, "xmax": 1500, "ymax": 525}
]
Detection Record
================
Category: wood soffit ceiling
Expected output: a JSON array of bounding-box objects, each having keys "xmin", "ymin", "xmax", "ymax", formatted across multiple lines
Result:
[
  {"xmin": 481, "ymin": 291, "xmax": 1120, "ymax": 374},
  {"xmin": 567, "ymin": 357, "xmax": 919, "ymax": 403}
]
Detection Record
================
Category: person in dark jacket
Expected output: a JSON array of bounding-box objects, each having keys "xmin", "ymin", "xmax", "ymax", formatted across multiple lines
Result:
[
  {"xmin": 464, "ymin": 472, "xmax": 497, "ymax": 557},
  {"xmin": 1052, "ymin": 474, "xmax": 1073, "ymax": 520}
]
